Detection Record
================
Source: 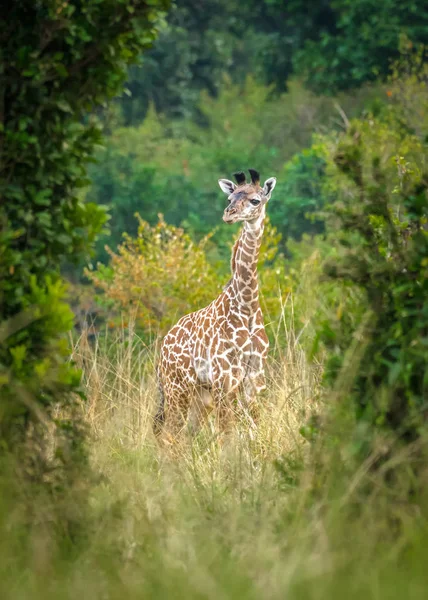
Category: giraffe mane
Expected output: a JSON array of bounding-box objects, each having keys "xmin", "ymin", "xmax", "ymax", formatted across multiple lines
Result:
[
  {"xmin": 223, "ymin": 237, "xmax": 240, "ymax": 290},
  {"xmin": 230, "ymin": 237, "xmax": 240, "ymax": 272}
]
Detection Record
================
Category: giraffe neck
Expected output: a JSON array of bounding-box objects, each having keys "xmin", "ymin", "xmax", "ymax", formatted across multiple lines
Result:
[{"xmin": 229, "ymin": 207, "xmax": 265, "ymax": 313}]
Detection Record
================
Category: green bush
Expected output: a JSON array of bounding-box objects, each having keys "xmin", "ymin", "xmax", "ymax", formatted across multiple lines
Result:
[
  {"xmin": 318, "ymin": 113, "xmax": 428, "ymax": 441},
  {"xmin": 0, "ymin": 0, "xmax": 169, "ymax": 481}
]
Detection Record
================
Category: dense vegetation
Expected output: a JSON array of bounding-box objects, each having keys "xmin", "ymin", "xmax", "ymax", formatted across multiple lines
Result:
[
  {"xmin": 118, "ymin": 0, "xmax": 428, "ymax": 122},
  {"xmin": 87, "ymin": 78, "xmax": 379, "ymax": 263},
  {"xmin": 1, "ymin": 0, "xmax": 428, "ymax": 598},
  {"xmin": 0, "ymin": 0, "xmax": 169, "ymax": 481}
]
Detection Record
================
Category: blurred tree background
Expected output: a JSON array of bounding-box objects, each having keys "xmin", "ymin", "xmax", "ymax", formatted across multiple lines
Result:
[
  {"xmin": 86, "ymin": 0, "xmax": 428, "ymax": 268},
  {"xmin": 115, "ymin": 0, "xmax": 428, "ymax": 123}
]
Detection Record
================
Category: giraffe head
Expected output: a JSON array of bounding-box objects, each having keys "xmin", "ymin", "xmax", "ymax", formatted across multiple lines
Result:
[{"xmin": 218, "ymin": 169, "xmax": 276, "ymax": 224}]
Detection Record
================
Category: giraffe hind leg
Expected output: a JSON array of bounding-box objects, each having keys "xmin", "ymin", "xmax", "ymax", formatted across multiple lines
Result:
[{"xmin": 153, "ymin": 365, "xmax": 166, "ymax": 437}]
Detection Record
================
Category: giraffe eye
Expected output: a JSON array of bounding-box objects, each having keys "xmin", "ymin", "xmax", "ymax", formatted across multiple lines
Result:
[{"xmin": 250, "ymin": 198, "xmax": 261, "ymax": 206}]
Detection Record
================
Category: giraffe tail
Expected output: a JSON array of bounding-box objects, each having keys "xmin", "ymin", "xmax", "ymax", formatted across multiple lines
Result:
[{"xmin": 153, "ymin": 364, "xmax": 165, "ymax": 436}]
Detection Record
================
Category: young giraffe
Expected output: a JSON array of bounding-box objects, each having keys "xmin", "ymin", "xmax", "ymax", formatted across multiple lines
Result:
[{"xmin": 154, "ymin": 168, "xmax": 277, "ymax": 440}]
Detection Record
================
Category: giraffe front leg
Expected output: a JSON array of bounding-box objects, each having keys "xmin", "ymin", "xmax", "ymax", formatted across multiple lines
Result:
[
  {"xmin": 212, "ymin": 377, "xmax": 241, "ymax": 438},
  {"xmin": 188, "ymin": 386, "xmax": 214, "ymax": 436},
  {"xmin": 241, "ymin": 373, "xmax": 265, "ymax": 428},
  {"xmin": 215, "ymin": 391, "xmax": 239, "ymax": 436},
  {"xmin": 209, "ymin": 355, "xmax": 246, "ymax": 440},
  {"xmin": 241, "ymin": 349, "xmax": 267, "ymax": 424},
  {"xmin": 244, "ymin": 307, "xmax": 269, "ymax": 415}
]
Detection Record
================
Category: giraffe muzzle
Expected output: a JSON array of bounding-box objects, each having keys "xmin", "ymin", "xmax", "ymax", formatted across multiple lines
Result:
[
  {"xmin": 223, "ymin": 211, "xmax": 238, "ymax": 223},
  {"xmin": 223, "ymin": 204, "xmax": 239, "ymax": 223}
]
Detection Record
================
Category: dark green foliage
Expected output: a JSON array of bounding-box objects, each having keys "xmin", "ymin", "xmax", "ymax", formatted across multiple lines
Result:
[
  {"xmin": 117, "ymin": 0, "xmax": 334, "ymax": 122},
  {"xmin": 249, "ymin": 0, "xmax": 337, "ymax": 91},
  {"xmin": 320, "ymin": 122, "xmax": 428, "ymax": 439},
  {"xmin": 116, "ymin": 0, "xmax": 347, "ymax": 123},
  {"xmin": 115, "ymin": 0, "xmax": 428, "ymax": 123},
  {"xmin": 88, "ymin": 78, "xmax": 371, "ymax": 265},
  {"xmin": 119, "ymin": 0, "xmax": 264, "ymax": 123},
  {"xmin": 0, "ymin": 0, "xmax": 169, "ymax": 473},
  {"xmin": 252, "ymin": 0, "xmax": 428, "ymax": 94},
  {"xmin": 271, "ymin": 148, "xmax": 328, "ymax": 249},
  {"xmin": 289, "ymin": 1, "xmax": 428, "ymax": 93}
]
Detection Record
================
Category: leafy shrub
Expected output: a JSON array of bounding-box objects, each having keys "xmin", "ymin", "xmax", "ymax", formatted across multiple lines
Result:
[
  {"xmin": 318, "ymin": 113, "xmax": 428, "ymax": 440},
  {"xmin": 0, "ymin": 0, "xmax": 169, "ymax": 481},
  {"xmin": 87, "ymin": 216, "xmax": 221, "ymax": 337},
  {"xmin": 387, "ymin": 43, "xmax": 428, "ymax": 143}
]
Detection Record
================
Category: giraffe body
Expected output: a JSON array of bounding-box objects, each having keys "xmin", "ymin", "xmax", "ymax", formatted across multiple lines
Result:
[{"xmin": 154, "ymin": 170, "xmax": 276, "ymax": 439}]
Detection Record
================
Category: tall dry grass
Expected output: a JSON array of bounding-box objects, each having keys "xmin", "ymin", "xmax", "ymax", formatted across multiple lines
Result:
[
  {"xmin": 2, "ymin": 304, "xmax": 428, "ymax": 599},
  {"xmin": 71, "ymin": 305, "xmax": 321, "ymax": 474},
  {"xmin": 57, "ymin": 309, "xmax": 428, "ymax": 600}
]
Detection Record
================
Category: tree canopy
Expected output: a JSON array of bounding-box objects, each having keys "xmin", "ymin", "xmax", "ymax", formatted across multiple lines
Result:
[{"xmin": 115, "ymin": 0, "xmax": 428, "ymax": 124}]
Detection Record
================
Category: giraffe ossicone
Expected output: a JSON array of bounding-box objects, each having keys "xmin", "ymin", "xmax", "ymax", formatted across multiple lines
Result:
[{"xmin": 154, "ymin": 169, "xmax": 277, "ymax": 441}]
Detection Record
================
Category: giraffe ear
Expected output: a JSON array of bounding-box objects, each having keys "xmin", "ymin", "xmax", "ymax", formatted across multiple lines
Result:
[
  {"xmin": 263, "ymin": 177, "xmax": 276, "ymax": 200},
  {"xmin": 218, "ymin": 179, "xmax": 236, "ymax": 195}
]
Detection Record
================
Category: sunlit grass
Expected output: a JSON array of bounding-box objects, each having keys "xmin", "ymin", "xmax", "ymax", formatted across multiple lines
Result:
[
  {"xmin": 71, "ymin": 304, "xmax": 320, "ymax": 472},
  {"xmin": 1, "ymin": 307, "xmax": 428, "ymax": 599}
]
